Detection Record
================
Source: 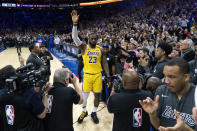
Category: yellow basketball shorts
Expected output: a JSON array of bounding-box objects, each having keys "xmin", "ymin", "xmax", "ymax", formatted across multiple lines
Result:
[{"xmin": 83, "ymin": 73, "xmax": 102, "ymax": 93}]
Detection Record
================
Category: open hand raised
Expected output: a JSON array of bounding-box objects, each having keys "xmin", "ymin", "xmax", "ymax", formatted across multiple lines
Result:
[
  {"xmin": 71, "ymin": 10, "xmax": 79, "ymax": 24},
  {"xmin": 139, "ymin": 95, "xmax": 159, "ymax": 115}
]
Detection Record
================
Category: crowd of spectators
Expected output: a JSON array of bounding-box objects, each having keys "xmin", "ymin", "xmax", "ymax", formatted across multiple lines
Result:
[{"xmin": 0, "ymin": 0, "xmax": 196, "ymax": 85}]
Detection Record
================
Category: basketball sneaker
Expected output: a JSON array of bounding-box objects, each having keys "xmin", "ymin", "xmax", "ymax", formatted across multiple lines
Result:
[
  {"xmin": 77, "ymin": 111, "xmax": 88, "ymax": 123},
  {"xmin": 91, "ymin": 112, "xmax": 99, "ymax": 124}
]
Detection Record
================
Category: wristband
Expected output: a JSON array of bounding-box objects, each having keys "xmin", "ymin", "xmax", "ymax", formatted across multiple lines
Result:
[
  {"xmin": 73, "ymin": 23, "xmax": 77, "ymax": 26},
  {"xmin": 43, "ymin": 93, "xmax": 48, "ymax": 97}
]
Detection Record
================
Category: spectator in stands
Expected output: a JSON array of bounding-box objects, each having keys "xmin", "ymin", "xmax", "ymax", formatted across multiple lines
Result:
[
  {"xmin": 152, "ymin": 42, "xmax": 172, "ymax": 79},
  {"xmin": 189, "ymin": 42, "xmax": 197, "ymax": 85},
  {"xmin": 145, "ymin": 76, "xmax": 162, "ymax": 94},
  {"xmin": 180, "ymin": 39, "xmax": 195, "ymax": 62}
]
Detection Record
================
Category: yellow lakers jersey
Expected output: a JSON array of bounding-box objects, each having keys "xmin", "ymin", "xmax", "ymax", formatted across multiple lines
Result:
[{"xmin": 82, "ymin": 45, "xmax": 102, "ymax": 74}]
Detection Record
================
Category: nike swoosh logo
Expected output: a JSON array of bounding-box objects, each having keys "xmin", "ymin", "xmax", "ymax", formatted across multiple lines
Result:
[{"xmin": 161, "ymin": 94, "xmax": 168, "ymax": 98}]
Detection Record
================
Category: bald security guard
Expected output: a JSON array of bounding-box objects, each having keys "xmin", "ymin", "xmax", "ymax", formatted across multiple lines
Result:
[{"xmin": 107, "ymin": 69, "xmax": 153, "ymax": 131}]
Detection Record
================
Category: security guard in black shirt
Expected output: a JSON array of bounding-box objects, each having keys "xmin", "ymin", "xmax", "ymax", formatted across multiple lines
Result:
[
  {"xmin": 101, "ymin": 44, "xmax": 116, "ymax": 101},
  {"xmin": 107, "ymin": 69, "xmax": 153, "ymax": 131},
  {"xmin": 102, "ymin": 44, "xmax": 116, "ymax": 76}
]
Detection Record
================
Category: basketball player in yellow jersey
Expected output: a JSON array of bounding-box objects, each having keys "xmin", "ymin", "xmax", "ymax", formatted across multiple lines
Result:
[{"xmin": 71, "ymin": 10, "xmax": 109, "ymax": 124}]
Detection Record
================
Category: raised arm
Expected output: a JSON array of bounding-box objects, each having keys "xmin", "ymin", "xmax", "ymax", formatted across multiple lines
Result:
[
  {"xmin": 139, "ymin": 95, "xmax": 160, "ymax": 129},
  {"xmin": 71, "ymin": 10, "xmax": 86, "ymax": 54}
]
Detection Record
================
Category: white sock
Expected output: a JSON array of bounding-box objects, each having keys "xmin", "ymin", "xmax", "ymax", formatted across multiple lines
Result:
[
  {"xmin": 82, "ymin": 92, "xmax": 90, "ymax": 112},
  {"xmin": 83, "ymin": 107, "xmax": 87, "ymax": 112},
  {"xmin": 92, "ymin": 106, "xmax": 98, "ymax": 113}
]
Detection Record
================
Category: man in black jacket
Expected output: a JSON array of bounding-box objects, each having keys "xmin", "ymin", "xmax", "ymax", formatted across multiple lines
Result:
[
  {"xmin": 26, "ymin": 44, "xmax": 44, "ymax": 70},
  {"xmin": 44, "ymin": 68, "xmax": 83, "ymax": 131},
  {"xmin": 107, "ymin": 69, "xmax": 153, "ymax": 131}
]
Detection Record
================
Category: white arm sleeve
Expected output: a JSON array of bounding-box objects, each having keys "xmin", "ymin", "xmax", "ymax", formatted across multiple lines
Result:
[{"xmin": 72, "ymin": 26, "xmax": 83, "ymax": 46}]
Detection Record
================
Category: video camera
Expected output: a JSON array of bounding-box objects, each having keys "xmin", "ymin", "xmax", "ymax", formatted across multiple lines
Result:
[{"xmin": 5, "ymin": 63, "xmax": 48, "ymax": 93}]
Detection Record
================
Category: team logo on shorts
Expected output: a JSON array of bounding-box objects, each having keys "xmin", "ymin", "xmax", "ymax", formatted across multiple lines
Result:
[
  {"xmin": 47, "ymin": 95, "xmax": 53, "ymax": 113},
  {"xmin": 5, "ymin": 105, "xmax": 15, "ymax": 125},
  {"xmin": 133, "ymin": 108, "xmax": 142, "ymax": 127}
]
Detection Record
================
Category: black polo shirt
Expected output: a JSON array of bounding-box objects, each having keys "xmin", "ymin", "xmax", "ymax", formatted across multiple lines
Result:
[
  {"xmin": 44, "ymin": 82, "xmax": 80, "ymax": 131},
  {"xmin": 107, "ymin": 89, "xmax": 153, "ymax": 131},
  {"xmin": 156, "ymin": 84, "xmax": 196, "ymax": 129},
  {"xmin": 0, "ymin": 88, "xmax": 45, "ymax": 131},
  {"xmin": 152, "ymin": 59, "xmax": 168, "ymax": 79}
]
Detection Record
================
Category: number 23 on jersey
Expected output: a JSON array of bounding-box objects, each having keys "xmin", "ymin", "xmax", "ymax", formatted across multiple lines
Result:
[{"xmin": 89, "ymin": 56, "xmax": 97, "ymax": 63}]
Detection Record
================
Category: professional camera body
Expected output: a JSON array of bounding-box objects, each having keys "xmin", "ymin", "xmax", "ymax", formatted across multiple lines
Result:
[{"xmin": 5, "ymin": 63, "xmax": 48, "ymax": 93}]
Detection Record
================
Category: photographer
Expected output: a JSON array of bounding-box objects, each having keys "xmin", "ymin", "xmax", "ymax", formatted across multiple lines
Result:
[
  {"xmin": 107, "ymin": 69, "xmax": 153, "ymax": 131},
  {"xmin": 0, "ymin": 65, "xmax": 49, "ymax": 131},
  {"xmin": 26, "ymin": 44, "xmax": 44, "ymax": 70},
  {"xmin": 39, "ymin": 45, "xmax": 53, "ymax": 81},
  {"xmin": 44, "ymin": 68, "xmax": 83, "ymax": 131}
]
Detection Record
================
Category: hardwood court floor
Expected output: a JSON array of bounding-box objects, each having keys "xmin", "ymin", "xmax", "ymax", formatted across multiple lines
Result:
[{"xmin": 0, "ymin": 48, "xmax": 113, "ymax": 131}]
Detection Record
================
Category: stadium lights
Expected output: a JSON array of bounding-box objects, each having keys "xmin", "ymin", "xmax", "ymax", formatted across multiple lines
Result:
[{"xmin": 80, "ymin": 0, "xmax": 122, "ymax": 6}]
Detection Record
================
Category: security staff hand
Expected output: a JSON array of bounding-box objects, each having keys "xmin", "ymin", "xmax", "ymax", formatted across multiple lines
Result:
[
  {"xmin": 71, "ymin": 10, "xmax": 79, "ymax": 24},
  {"xmin": 158, "ymin": 109, "xmax": 191, "ymax": 131},
  {"xmin": 139, "ymin": 95, "xmax": 159, "ymax": 115}
]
